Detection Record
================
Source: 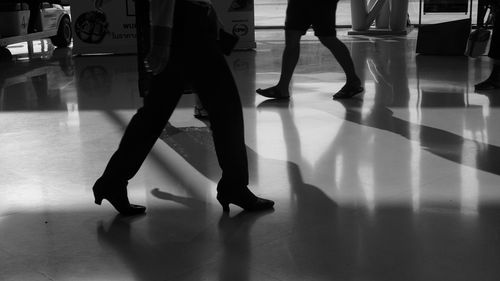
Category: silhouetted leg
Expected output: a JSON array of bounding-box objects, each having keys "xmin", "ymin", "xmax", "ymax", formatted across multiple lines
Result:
[
  {"xmin": 318, "ymin": 35, "xmax": 360, "ymax": 86},
  {"xmin": 256, "ymin": 30, "xmax": 302, "ymax": 99},
  {"xmin": 276, "ymin": 30, "xmax": 303, "ymax": 95},
  {"xmin": 100, "ymin": 64, "xmax": 185, "ymax": 184},
  {"xmin": 190, "ymin": 44, "xmax": 249, "ymax": 193}
]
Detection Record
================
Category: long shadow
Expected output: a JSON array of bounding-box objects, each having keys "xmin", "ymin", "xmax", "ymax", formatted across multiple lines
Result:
[
  {"xmin": 159, "ymin": 119, "xmax": 260, "ymax": 186},
  {"xmin": 96, "ymin": 194, "xmax": 273, "ymax": 281},
  {"xmin": 158, "ymin": 102, "xmax": 350, "ymax": 279},
  {"xmin": 254, "ymin": 98, "xmax": 500, "ymax": 281},
  {"xmin": 257, "ymin": 98, "xmax": 354, "ymax": 279},
  {"xmin": 336, "ymin": 39, "xmax": 500, "ymax": 176}
]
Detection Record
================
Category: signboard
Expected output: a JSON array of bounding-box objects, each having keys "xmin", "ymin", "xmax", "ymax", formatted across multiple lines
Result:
[
  {"xmin": 213, "ymin": 0, "xmax": 256, "ymax": 50},
  {"xmin": 424, "ymin": 0, "xmax": 469, "ymax": 14},
  {"xmin": 71, "ymin": 0, "xmax": 256, "ymax": 55},
  {"xmin": 71, "ymin": 0, "xmax": 137, "ymax": 55}
]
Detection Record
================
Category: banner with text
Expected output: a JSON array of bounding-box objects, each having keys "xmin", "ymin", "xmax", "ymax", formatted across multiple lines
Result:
[
  {"xmin": 71, "ymin": 0, "xmax": 137, "ymax": 55},
  {"xmin": 71, "ymin": 0, "xmax": 256, "ymax": 55},
  {"xmin": 213, "ymin": 0, "xmax": 256, "ymax": 50}
]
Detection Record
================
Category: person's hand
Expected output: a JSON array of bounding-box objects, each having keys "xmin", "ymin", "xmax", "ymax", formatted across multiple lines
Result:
[{"xmin": 144, "ymin": 44, "xmax": 171, "ymax": 75}]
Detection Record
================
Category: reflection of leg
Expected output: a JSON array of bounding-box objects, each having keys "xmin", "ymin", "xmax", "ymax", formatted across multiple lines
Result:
[
  {"xmin": 218, "ymin": 210, "xmax": 273, "ymax": 281},
  {"xmin": 256, "ymin": 30, "xmax": 302, "ymax": 99}
]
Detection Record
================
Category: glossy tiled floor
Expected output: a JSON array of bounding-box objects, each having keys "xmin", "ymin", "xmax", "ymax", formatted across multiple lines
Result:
[{"xmin": 1, "ymin": 30, "xmax": 500, "ymax": 281}]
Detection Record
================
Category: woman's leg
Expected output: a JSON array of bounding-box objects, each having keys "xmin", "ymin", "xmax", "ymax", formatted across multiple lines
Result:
[
  {"xmin": 191, "ymin": 48, "xmax": 249, "ymax": 193},
  {"xmin": 181, "ymin": 4, "xmax": 273, "ymax": 211},
  {"xmin": 93, "ymin": 57, "xmax": 185, "ymax": 216},
  {"xmin": 99, "ymin": 68, "xmax": 185, "ymax": 183}
]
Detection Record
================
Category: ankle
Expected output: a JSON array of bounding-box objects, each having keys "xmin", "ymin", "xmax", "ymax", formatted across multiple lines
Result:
[
  {"xmin": 275, "ymin": 83, "xmax": 289, "ymax": 93},
  {"xmin": 346, "ymin": 77, "xmax": 361, "ymax": 86}
]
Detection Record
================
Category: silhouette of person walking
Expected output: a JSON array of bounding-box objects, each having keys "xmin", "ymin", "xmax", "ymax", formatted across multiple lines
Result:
[
  {"xmin": 27, "ymin": 0, "xmax": 41, "ymax": 33},
  {"xmin": 256, "ymin": 0, "xmax": 363, "ymax": 100},
  {"xmin": 92, "ymin": 0, "xmax": 274, "ymax": 215},
  {"xmin": 475, "ymin": 0, "xmax": 500, "ymax": 90}
]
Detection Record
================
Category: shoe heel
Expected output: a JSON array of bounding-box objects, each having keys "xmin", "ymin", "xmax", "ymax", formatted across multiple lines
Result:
[
  {"xmin": 93, "ymin": 190, "xmax": 103, "ymax": 205},
  {"xmin": 218, "ymin": 198, "xmax": 230, "ymax": 213}
]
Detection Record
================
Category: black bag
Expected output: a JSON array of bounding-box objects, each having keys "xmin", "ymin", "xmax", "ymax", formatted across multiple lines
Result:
[
  {"xmin": 465, "ymin": 28, "xmax": 491, "ymax": 57},
  {"xmin": 416, "ymin": 19, "xmax": 471, "ymax": 55},
  {"xmin": 465, "ymin": 2, "xmax": 495, "ymax": 58}
]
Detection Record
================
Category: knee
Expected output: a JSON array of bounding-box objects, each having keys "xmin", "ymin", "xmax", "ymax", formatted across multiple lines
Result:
[
  {"xmin": 318, "ymin": 35, "xmax": 339, "ymax": 46},
  {"xmin": 285, "ymin": 31, "xmax": 302, "ymax": 47},
  {"xmin": 285, "ymin": 39, "xmax": 300, "ymax": 50}
]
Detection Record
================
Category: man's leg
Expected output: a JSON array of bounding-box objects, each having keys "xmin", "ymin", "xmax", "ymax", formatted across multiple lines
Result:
[
  {"xmin": 191, "ymin": 46, "xmax": 249, "ymax": 192},
  {"xmin": 275, "ymin": 30, "xmax": 303, "ymax": 96},
  {"xmin": 187, "ymin": 6, "xmax": 273, "ymax": 212},
  {"xmin": 257, "ymin": 0, "xmax": 308, "ymax": 99},
  {"xmin": 99, "ymin": 69, "xmax": 184, "ymax": 183},
  {"xmin": 92, "ymin": 63, "xmax": 185, "ymax": 215},
  {"xmin": 256, "ymin": 30, "xmax": 302, "ymax": 99},
  {"xmin": 313, "ymin": 0, "xmax": 363, "ymax": 99},
  {"xmin": 318, "ymin": 35, "xmax": 361, "ymax": 87}
]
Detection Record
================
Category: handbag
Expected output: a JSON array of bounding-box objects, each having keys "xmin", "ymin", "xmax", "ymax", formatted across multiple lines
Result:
[
  {"xmin": 465, "ymin": 28, "xmax": 491, "ymax": 57},
  {"xmin": 416, "ymin": 19, "xmax": 471, "ymax": 55},
  {"xmin": 465, "ymin": 2, "xmax": 495, "ymax": 57}
]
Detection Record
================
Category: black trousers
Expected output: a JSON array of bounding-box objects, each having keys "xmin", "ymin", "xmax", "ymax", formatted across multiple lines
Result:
[{"xmin": 100, "ymin": 1, "xmax": 249, "ymax": 192}]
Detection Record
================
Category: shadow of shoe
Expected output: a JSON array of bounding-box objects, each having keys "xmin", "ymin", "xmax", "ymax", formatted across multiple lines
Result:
[
  {"xmin": 256, "ymin": 99, "xmax": 292, "ymax": 112},
  {"xmin": 151, "ymin": 188, "xmax": 207, "ymax": 209}
]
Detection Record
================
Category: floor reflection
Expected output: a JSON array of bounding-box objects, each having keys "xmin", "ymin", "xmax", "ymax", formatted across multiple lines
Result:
[
  {"xmin": 341, "ymin": 38, "xmax": 500, "ymax": 176},
  {"xmin": 2, "ymin": 32, "xmax": 500, "ymax": 281},
  {"xmin": 0, "ymin": 47, "xmax": 74, "ymax": 111}
]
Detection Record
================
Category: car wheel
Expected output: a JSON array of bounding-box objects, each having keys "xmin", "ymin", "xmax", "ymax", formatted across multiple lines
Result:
[{"xmin": 51, "ymin": 16, "xmax": 72, "ymax": 48}]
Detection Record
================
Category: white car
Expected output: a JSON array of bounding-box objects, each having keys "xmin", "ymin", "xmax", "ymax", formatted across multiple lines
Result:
[{"xmin": 0, "ymin": 0, "xmax": 72, "ymax": 59}]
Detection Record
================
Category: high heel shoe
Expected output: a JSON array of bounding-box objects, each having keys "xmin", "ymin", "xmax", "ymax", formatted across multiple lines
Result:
[
  {"xmin": 93, "ymin": 178, "xmax": 146, "ymax": 216},
  {"xmin": 217, "ymin": 187, "xmax": 274, "ymax": 213}
]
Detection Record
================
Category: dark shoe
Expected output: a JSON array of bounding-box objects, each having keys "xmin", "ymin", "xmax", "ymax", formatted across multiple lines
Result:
[
  {"xmin": 256, "ymin": 86, "xmax": 290, "ymax": 99},
  {"xmin": 475, "ymin": 78, "xmax": 500, "ymax": 91},
  {"xmin": 332, "ymin": 84, "xmax": 364, "ymax": 99},
  {"xmin": 93, "ymin": 178, "xmax": 146, "ymax": 216},
  {"xmin": 217, "ymin": 186, "xmax": 274, "ymax": 213}
]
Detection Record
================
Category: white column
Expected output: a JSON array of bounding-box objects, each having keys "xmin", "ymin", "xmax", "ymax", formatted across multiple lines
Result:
[
  {"xmin": 350, "ymin": 0, "xmax": 409, "ymax": 34},
  {"xmin": 390, "ymin": 0, "xmax": 409, "ymax": 32}
]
